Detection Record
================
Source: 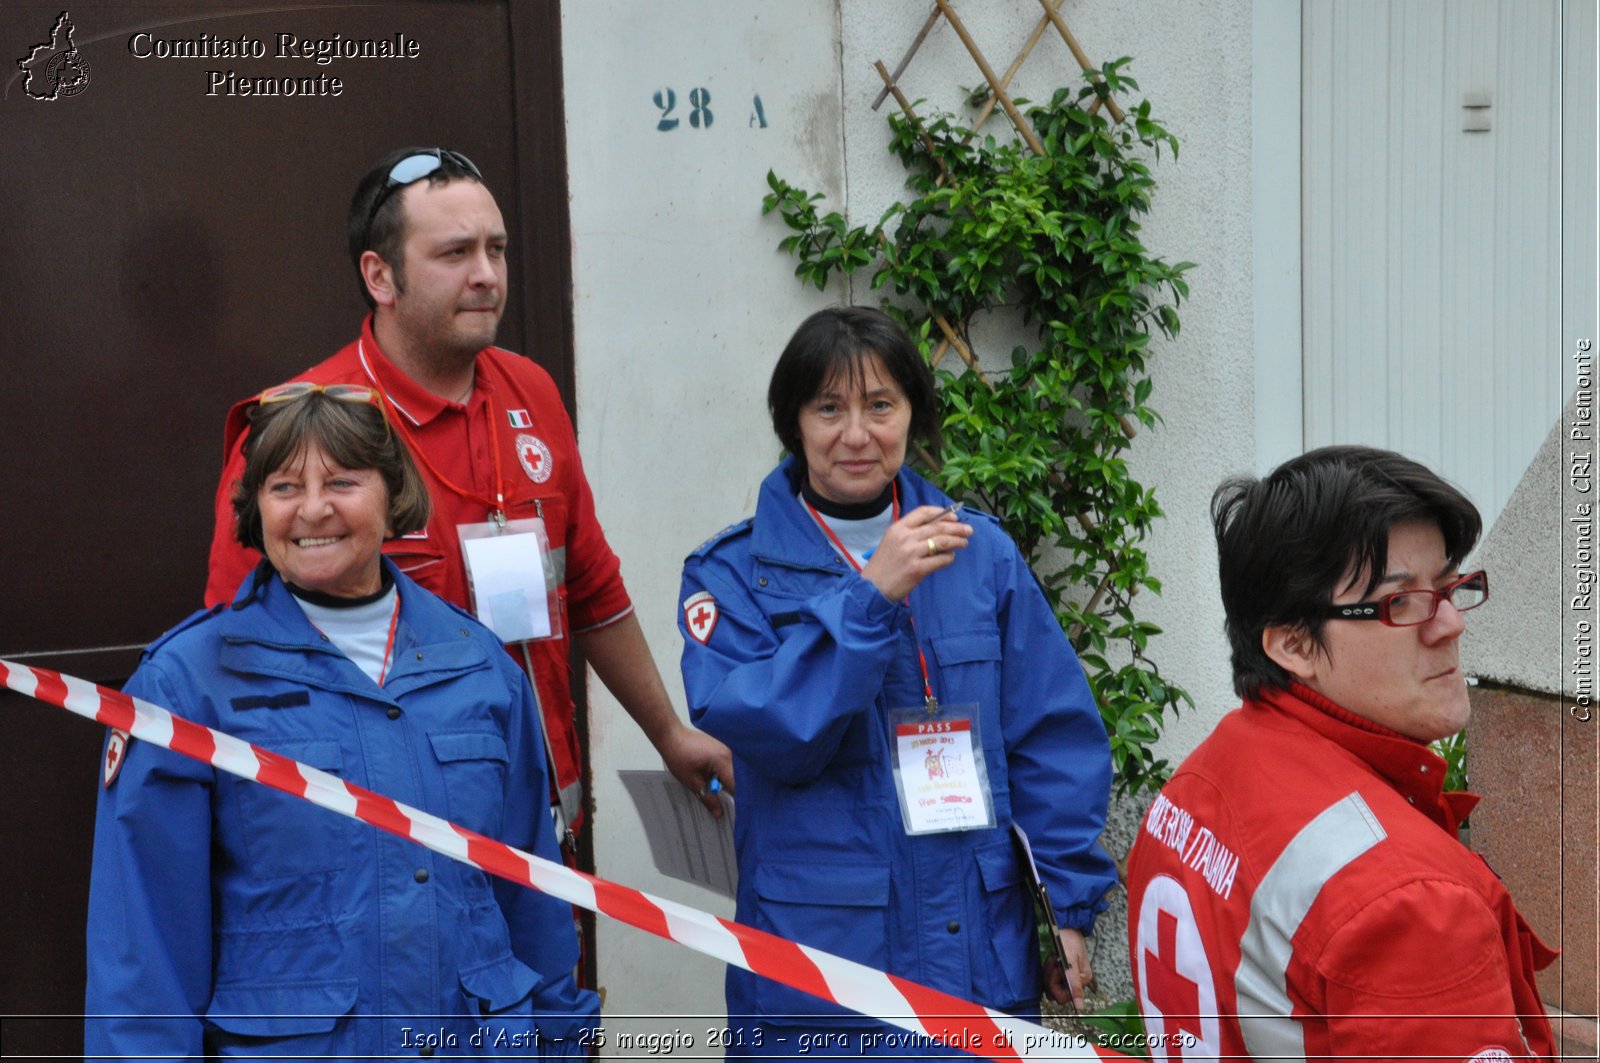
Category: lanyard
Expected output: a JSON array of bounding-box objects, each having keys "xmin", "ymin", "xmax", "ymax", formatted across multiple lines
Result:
[
  {"xmin": 376, "ymin": 591, "xmax": 402, "ymax": 686},
  {"xmin": 804, "ymin": 484, "xmax": 939, "ymax": 708},
  {"xmin": 304, "ymin": 590, "xmax": 403, "ymax": 687},
  {"xmin": 358, "ymin": 339, "xmax": 521, "ymax": 524}
]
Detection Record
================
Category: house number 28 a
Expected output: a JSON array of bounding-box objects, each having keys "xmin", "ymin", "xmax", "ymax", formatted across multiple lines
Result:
[{"xmin": 654, "ymin": 87, "xmax": 768, "ymax": 131}]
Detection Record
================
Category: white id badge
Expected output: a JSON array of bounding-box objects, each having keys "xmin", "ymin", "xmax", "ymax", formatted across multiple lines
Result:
[
  {"xmin": 888, "ymin": 702, "xmax": 997, "ymax": 835},
  {"xmin": 458, "ymin": 518, "xmax": 562, "ymax": 643}
]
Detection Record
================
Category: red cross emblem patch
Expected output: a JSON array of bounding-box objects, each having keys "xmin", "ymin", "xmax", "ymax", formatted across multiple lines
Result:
[
  {"xmin": 683, "ymin": 590, "xmax": 719, "ymax": 645},
  {"xmin": 103, "ymin": 728, "xmax": 130, "ymax": 788},
  {"xmin": 1135, "ymin": 874, "xmax": 1220, "ymax": 1060},
  {"xmin": 515, "ymin": 433, "xmax": 553, "ymax": 484}
]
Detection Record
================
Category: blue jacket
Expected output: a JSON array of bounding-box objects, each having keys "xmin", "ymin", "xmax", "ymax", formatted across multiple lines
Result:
[
  {"xmin": 86, "ymin": 562, "xmax": 598, "ymax": 1060},
  {"xmin": 678, "ymin": 461, "xmax": 1115, "ymax": 1033}
]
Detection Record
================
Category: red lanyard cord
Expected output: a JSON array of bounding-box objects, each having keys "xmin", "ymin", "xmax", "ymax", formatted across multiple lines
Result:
[
  {"xmin": 377, "ymin": 591, "xmax": 402, "ymax": 686},
  {"xmin": 305, "ymin": 591, "xmax": 403, "ymax": 687},
  {"xmin": 358, "ymin": 340, "xmax": 521, "ymax": 521},
  {"xmin": 804, "ymin": 484, "xmax": 938, "ymax": 706}
]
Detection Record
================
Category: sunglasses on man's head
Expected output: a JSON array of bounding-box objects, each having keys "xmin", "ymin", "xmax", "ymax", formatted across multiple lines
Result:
[{"xmin": 363, "ymin": 148, "xmax": 484, "ymax": 241}]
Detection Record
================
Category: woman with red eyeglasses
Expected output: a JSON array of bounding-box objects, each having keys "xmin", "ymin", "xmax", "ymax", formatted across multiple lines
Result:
[
  {"xmin": 86, "ymin": 385, "xmax": 597, "ymax": 1060},
  {"xmin": 1125, "ymin": 445, "xmax": 1556, "ymax": 1061}
]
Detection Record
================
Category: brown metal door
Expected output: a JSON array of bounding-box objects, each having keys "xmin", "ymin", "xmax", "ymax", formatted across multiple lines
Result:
[{"xmin": 0, "ymin": 3, "xmax": 571, "ymax": 1055}]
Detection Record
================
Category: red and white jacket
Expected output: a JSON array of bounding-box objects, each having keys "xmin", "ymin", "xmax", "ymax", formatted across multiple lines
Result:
[
  {"xmin": 1126, "ymin": 683, "xmax": 1557, "ymax": 1062},
  {"xmin": 206, "ymin": 317, "xmax": 632, "ymax": 832}
]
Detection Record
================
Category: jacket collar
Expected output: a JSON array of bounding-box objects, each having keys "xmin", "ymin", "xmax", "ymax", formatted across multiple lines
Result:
[
  {"xmin": 1256, "ymin": 682, "xmax": 1479, "ymax": 834},
  {"xmin": 750, "ymin": 458, "xmax": 948, "ymax": 569},
  {"xmin": 218, "ymin": 558, "xmax": 489, "ymax": 700},
  {"xmin": 221, "ymin": 562, "xmax": 338, "ymax": 650},
  {"xmin": 355, "ymin": 314, "xmax": 499, "ymax": 429}
]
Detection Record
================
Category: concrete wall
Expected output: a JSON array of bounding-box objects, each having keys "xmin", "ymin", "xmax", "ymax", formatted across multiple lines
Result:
[
  {"xmin": 1461, "ymin": 393, "xmax": 1600, "ymax": 1025},
  {"xmin": 1466, "ymin": 685, "xmax": 1597, "ymax": 1025},
  {"xmin": 561, "ymin": 0, "xmax": 842, "ymax": 1039},
  {"xmin": 564, "ymin": 0, "xmax": 1596, "ymax": 1036},
  {"xmin": 1462, "ymin": 394, "xmax": 1595, "ymax": 699},
  {"xmin": 565, "ymin": 0, "xmax": 1254, "ymax": 1031}
]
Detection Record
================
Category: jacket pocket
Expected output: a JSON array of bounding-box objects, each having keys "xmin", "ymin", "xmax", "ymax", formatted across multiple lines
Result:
[
  {"xmin": 235, "ymin": 740, "xmax": 346, "ymax": 878},
  {"xmin": 928, "ymin": 630, "xmax": 1003, "ymax": 709},
  {"xmin": 459, "ymin": 953, "xmax": 538, "ymax": 1015},
  {"xmin": 458, "ymin": 955, "xmax": 545, "ymax": 1055},
  {"xmin": 206, "ymin": 978, "xmax": 358, "ymax": 1052},
  {"xmin": 930, "ymin": 631, "xmax": 1002, "ymax": 665},
  {"xmin": 750, "ymin": 861, "xmax": 891, "ymax": 1022},
  {"xmin": 972, "ymin": 841, "xmax": 1039, "ymax": 1007},
  {"xmin": 384, "ymin": 535, "xmax": 449, "ymax": 596},
  {"xmin": 429, "ymin": 731, "xmax": 510, "ymax": 837},
  {"xmin": 928, "ymin": 629, "xmax": 1007, "ymax": 784}
]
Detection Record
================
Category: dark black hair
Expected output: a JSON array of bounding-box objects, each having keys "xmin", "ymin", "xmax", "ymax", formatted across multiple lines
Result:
[
  {"xmin": 1212, "ymin": 445, "xmax": 1482, "ymax": 699},
  {"xmin": 347, "ymin": 147, "xmax": 486, "ymax": 309},
  {"xmin": 767, "ymin": 307, "xmax": 941, "ymax": 472}
]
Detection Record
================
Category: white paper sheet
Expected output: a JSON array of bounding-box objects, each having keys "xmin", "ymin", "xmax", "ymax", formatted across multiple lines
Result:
[{"xmin": 619, "ymin": 769, "xmax": 738, "ymax": 898}]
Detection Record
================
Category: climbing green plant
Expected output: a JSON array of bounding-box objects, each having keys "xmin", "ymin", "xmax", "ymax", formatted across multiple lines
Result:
[
  {"xmin": 1077, "ymin": 999, "xmax": 1152, "ymax": 1058},
  {"xmin": 1431, "ymin": 731, "xmax": 1469, "ymax": 794},
  {"xmin": 763, "ymin": 60, "xmax": 1194, "ymax": 795}
]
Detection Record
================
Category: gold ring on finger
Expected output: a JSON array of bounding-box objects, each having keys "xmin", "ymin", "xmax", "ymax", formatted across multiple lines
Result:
[{"xmin": 926, "ymin": 538, "xmax": 938, "ymax": 557}]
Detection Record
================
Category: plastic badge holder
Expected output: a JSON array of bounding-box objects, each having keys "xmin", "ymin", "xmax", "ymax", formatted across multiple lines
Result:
[
  {"xmin": 458, "ymin": 518, "xmax": 562, "ymax": 643},
  {"xmin": 888, "ymin": 701, "xmax": 997, "ymax": 835}
]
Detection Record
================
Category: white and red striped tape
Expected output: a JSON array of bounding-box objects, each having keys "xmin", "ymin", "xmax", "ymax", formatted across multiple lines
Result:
[{"xmin": 1, "ymin": 658, "xmax": 1128, "ymax": 1061}]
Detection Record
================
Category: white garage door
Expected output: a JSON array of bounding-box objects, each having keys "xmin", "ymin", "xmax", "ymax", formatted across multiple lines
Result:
[{"xmin": 1300, "ymin": 0, "xmax": 1572, "ymax": 526}]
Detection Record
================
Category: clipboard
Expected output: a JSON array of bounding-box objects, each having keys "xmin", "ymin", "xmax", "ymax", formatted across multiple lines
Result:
[
  {"xmin": 619, "ymin": 769, "xmax": 737, "ymax": 898},
  {"xmin": 1010, "ymin": 822, "xmax": 1077, "ymax": 1016}
]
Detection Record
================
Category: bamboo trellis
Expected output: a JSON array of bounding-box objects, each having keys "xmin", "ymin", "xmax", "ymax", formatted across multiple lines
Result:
[
  {"xmin": 870, "ymin": 2, "xmax": 1129, "ymax": 417},
  {"xmin": 867, "ymin": 2, "xmax": 1139, "ymax": 632}
]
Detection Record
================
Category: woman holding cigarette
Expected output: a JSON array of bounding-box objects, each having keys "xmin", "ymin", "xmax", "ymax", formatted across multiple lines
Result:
[{"xmin": 677, "ymin": 307, "xmax": 1116, "ymax": 1055}]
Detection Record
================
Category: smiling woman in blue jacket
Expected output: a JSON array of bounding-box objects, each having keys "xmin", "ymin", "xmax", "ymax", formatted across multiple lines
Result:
[
  {"xmin": 85, "ymin": 385, "xmax": 596, "ymax": 1060},
  {"xmin": 678, "ymin": 307, "xmax": 1117, "ymax": 1055}
]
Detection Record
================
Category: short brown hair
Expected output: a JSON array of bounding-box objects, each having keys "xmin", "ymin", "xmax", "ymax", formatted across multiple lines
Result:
[
  {"xmin": 348, "ymin": 147, "xmax": 487, "ymax": 309},
  {"xmin": 233, "ymin": 390, "xmax": 431, "ymax": 554}
]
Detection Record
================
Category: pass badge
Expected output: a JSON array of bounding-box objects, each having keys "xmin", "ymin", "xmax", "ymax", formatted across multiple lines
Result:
[{"xmin": 888, "ymin": 703, "xmax": 996, "ymax": 835}]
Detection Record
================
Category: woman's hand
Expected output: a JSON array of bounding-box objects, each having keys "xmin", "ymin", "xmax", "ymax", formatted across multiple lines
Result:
[
  {"xmin": 1043, "ymin": 927, "xmax": 1092, "ymax": 1010},
  {"xmin": 860, "ymin": 505, "xmax": 972, "ymax": 601}
]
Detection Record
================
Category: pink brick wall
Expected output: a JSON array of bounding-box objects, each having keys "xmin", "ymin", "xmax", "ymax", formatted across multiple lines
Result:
[{"xmin": 1465, "ymin": 685, "xmax": 1597, "ymax": 1023}]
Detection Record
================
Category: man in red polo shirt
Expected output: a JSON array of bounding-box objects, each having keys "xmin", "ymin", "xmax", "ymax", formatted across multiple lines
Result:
[
  {"xmin": 1126, "ymin": 446, "xmax": 1556, "ymax": 1061},
  {"xmin": 206, "ymin": 148, "xmax": 732, "ymax": 847}
]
